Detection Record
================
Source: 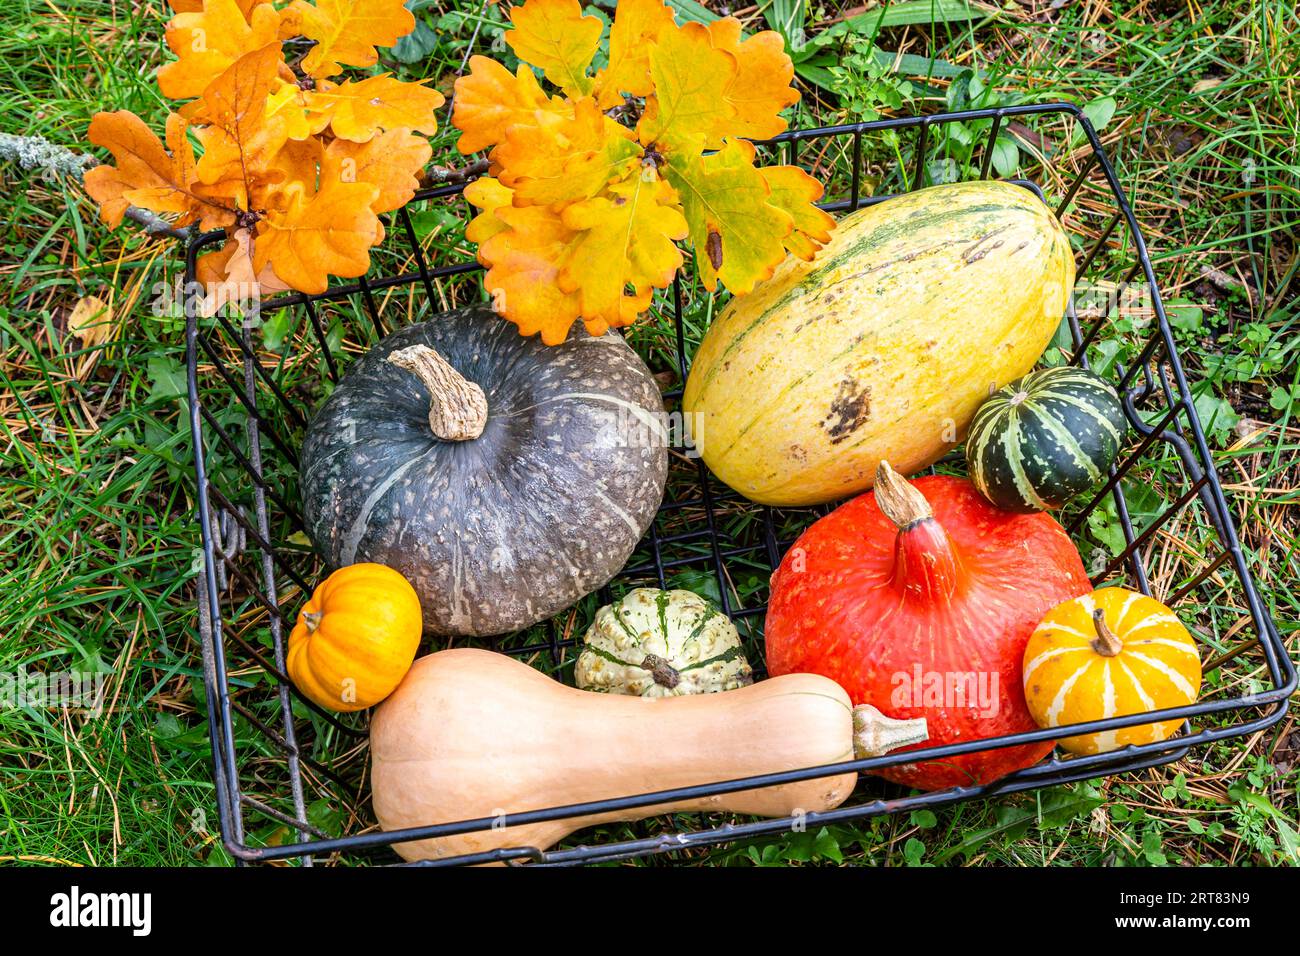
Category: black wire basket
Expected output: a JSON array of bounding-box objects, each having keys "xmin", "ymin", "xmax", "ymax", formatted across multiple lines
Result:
[{"xmin": 185, "ymin": 101, "xmax": 1296, "ymax": 866}]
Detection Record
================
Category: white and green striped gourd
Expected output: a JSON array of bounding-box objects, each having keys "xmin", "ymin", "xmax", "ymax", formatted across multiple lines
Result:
[{"xmin": 575, "ymin": 588, "xmax": 752, "ymax": 697}]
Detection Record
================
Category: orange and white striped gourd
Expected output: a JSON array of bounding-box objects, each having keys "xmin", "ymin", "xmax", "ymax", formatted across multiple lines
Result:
[{"xmin": 1022, "ymin": 587, "xmax": 1202, "ymax": 755}]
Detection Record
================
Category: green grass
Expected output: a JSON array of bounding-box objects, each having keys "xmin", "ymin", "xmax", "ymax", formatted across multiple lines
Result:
[{"xmin": 0, "ymin": 0, "xmax": 1296, "ymax": 867}]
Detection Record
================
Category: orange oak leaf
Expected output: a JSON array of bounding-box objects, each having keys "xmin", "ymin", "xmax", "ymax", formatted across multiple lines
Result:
[
  {"xmin": 289, "ymin": 0, "xmax": 415, "ymax": 79},
  {"xmin": 252, "ymin": 136, "xmax": 324, "ymax": 215},
  {"xmin": 306, "ymin": 74, "xmax": 443, "ymax": 143},
  {"xmin": 453, "ymin": 56, "xmax": 556, "ymax": 155},
  {"xmin": 192, "ymin": 44, "xmax": 298, "ymax": 209},
  {"xmin": 253, "ymin": 179, "xmax": 382, "ymax": 294},
  {"xmin": 637, "ymin": 20, "xmax": 737, "ymax": 152},
  {"xmin": 505, "ymin": 0, "xmax": 603, "ymax": 97},
  {"xmin": 473, "ymin": 201, "xmax": 585, "ymax": 344},
  {"xmin": 593, "ymin": 0, "xmax": 674, "ymax": 109},
  {"xmin": 157, "ymin": 0, "xmax": 282, "ymax": 101},
  {"xmin": 663, "ymin": 138, "xmax": 794, "ymax": 294},
  {"xmin": 494, "ymin": 97, "xmax": 641, "ymax": 207},
  {"xmin": 84, "ymin": 110, "xmax": 234, "ymax": 230},
  {"xmin": 705, "ymin": 19, "xmax": 799, "ymax": 142},
  {"xmin": 197, "ymin": 227, "xmax": 291, "ymax": 316},
  {"xmin": 558, "ymin": 169, "xmax": 687, "ymax": 327},
  {"xmin": 758, "ymin": 165, "xmax": 835, "ymax": 260},
  {"xmin": 321, "ymin": 129, "xmax": 432, "ymax": 214}
]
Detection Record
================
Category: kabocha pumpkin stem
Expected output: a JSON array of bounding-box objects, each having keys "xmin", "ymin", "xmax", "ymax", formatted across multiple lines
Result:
[
  {"xmin": 1091, "ymin": 608, "xmax": 1124, "ymax": 657},
  {"xmin": 640, "ymin": 653, "xmax": 682, "ymax": 689},
  {"xmin": 387, "ymin": 344, "xmax": 488, "ymax": 442},
  {"xmin": 875, "ymin": 460, "xmax": 932, "ymax": 528},
  {"xmin": 852, "ymin": 704, "xmax": 929, "ymax": 758},
  {"xmin": 875, "ymin": 461, "xmax": 961, "ymax": 601}
]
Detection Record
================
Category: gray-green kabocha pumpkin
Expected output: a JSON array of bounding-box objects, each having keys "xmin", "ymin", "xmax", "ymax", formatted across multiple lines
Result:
[
  {"xmin": 965, "ymin": 365, "xmax": 1126, "ymax": 512},
  {"xmin": 299, "ymin": 307, "xmax": 669, "ymax": 636},
  {"xmin": 574, "ymin": 588, "xmax": 753, "ymax": 697}
]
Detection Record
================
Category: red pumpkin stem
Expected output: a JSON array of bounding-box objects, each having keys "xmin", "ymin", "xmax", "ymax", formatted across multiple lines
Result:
[
  {"xmin": 1091, "ymin": 608, "xmax": 1123, "ymax": 657},
  {"xmin": 876, "ymin": 461, "xmax": 961, "ymax": 601},
  {"xmin": 387, "ymin": 344, "xmax": 488, "ymax": 442},
  {"xmin": 852, "ymin": 704, "xmax": 929, "ymax": 757}
]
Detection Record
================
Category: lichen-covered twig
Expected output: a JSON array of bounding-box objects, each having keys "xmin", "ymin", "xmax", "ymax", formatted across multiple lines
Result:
[
  {"xmin": 417, "ymin": 158, "xmax": 489, "ymax": 189},
  {"xmin": 0, "ymin": 131, "xmax": 190, "ymax": 241}
]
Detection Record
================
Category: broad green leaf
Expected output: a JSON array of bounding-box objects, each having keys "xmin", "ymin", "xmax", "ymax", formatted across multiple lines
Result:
[
  {"xmin": 1083, "ymin": 95, "xmax": 1118, "ymax": 132},
  {"xmin": 666, "ymin": 0, "xmax": 721, "ymax": 25},
  {"xmin": 843, "ymin": 0, "xmax": 996, "ymax": 34},
  {"xmin": 762, "ymin": 0, "xmax": 806, "ymax": 52},
  {"xmin": 990, "ymin": 134, "xmax": 1019, "ymax": 177},
  {"xmin": 1037, "ymin": 783, "xmax": 1105, "ymax": 829}
]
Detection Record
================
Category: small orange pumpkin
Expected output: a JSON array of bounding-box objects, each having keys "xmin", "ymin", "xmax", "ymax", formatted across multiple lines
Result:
[
  {"xmin": 1023, "ymin": 587, "xmax": 1202, "ymax": 755},
  {"xmin": 287, "ymin": 564, "xmax": 422, "ymax": 712}
]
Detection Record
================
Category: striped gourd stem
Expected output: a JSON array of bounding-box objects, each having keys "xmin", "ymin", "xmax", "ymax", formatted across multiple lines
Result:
[{"xmin": 1090, "ymin": 608, "xmax": 1123, "ymax": 657}]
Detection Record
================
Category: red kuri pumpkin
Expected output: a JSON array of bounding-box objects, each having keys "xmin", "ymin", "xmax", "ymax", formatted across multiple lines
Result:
[{"xmin": 765, "ymin": 462, "xmax": 1091, "ymax": 790}]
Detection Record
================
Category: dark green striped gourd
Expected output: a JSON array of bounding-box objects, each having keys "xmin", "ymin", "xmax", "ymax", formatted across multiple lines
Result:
[{"xmin": 965, "ymin": 366, "xmax": 1126, "ymax": 512}]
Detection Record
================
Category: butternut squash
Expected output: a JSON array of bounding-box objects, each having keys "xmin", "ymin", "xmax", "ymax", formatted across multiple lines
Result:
[{"xmin": 370, "ymin": 648, "xmax": 927, "ymax": 861}]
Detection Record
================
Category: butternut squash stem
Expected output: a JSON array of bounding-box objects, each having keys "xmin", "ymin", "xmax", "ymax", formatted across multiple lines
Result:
[
  {"xmin": 874, "ymin": 460, "xmax": 932, "ymax": 529},
  {"xmin": 1091, "ymin": 608, "xmax": 1123, "ymax": 657},
  {"xmin": 386, "ymin": 344, "xmax": 488, "ymax": 441},
  {"xmin": 852, "ymin": 704, "xmax": 928, "ymax": 757}
]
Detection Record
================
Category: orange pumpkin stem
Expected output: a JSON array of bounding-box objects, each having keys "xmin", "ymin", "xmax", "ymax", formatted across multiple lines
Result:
[
  {"xmin": 302, "ymin": 610, "xmax": 323, "ymax": 633},
  {"xmin": 875, "ymin": 460, "xmax": 932, "ymax": 528},
  {"xmin": 876, "ymin": 461, "xmax": 961, "ymax": 602},
  {"xmin": 387, "ymin": 344, "xmax": 488, "ymax": 442},
  {"xmin": 1091, "ymin": 608, "xmax": 1123, "ymax": 657}
]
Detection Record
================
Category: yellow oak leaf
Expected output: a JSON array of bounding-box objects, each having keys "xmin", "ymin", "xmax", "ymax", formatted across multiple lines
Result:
[
  {"xmin": 253, "ymin": 179, "xmax": 382, "ymax": 294},
  {"xmin": 662, "ymin": 137, "xmax": 794, "ymax": 294},
  {"xmin": 494, "ymin": 97, "xmax": 641, "ymax": 207},
  {"xmin": 321, "ymin": 129, "xmax": 432, "ymax": 214},
  {"xmin": 197, "ymin": 227, "xmax": 292, "ymax": 316},
  {"xmin": 289, "ymin": 0, "xmax": 415, "ymax": 79},
  {"xmin": 638, "ymin": 20, "xmax": 737, "ymax": 152},
  {"xmin": 192, "ymin": 44, "xmax": 296, "ymax": 209},
  {"xmin": 558, "ymin": 170, "xmax": 687, "ymax": 325},
  {"xmin": 157, "ymin": 0, "xmax": 282, "ymax": 101},
  {"xmin": 475, "ymin": 202, "xmax": 585, "ymax": 344},
  {"xmin": 593, "ymin": 0, "xmax": 674, "ymax": 109},
  {"xmin": 84, "ymin": 111, "xmax": 234, "ymax": 230},
  {"xmin": 453, "ymin": 56, "xmax": 556, "ymax": 155},
  {"xmin": 758, "ymin": 165, "xmax": 835, "ymax": 260},
  {"xmin": 463, "ymin": 176, "xmax": 514, "ymax": 246},
  {"xmin": 505, "ymin": 0, "xmax": 603, "ymax": 97},
  {"xmin": 306, "ymin": 74, "xmax": 443, "ymax": 143},
  {"xmin": 264, "ymin": 82, "xmax": 313, "ymax": 141},
  {"xmin": 705, "ymin": 20, "xmax": 799, "ymax": 141}
]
